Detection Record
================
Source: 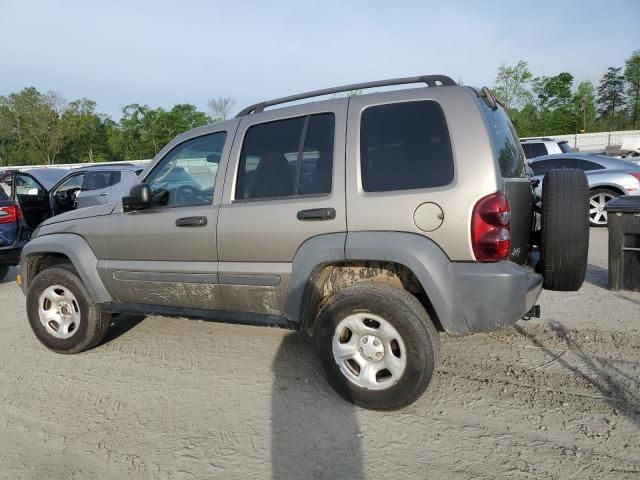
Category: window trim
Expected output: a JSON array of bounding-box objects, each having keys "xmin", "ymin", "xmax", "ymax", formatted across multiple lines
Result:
[
  {"xmin": 358, "ymin": 99, "xmax": 455, "ymax": 193},
  {"xmin": 139, "ymin": 130, "xmax": 228, "ymax": 211},
  {"xmin": 232, "ymin": 112, "xmax": 335, "ymax": 203}
]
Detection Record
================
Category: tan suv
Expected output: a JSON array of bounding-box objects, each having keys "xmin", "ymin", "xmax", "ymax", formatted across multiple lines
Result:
[{"xmin": 19, "ymin": 76, "xmax": 589, "ymax": 409}]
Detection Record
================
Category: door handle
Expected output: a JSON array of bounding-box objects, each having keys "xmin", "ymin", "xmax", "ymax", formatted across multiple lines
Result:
[
  {"xmin": 297, "ymin": 208, "xmax": 336, "ymax": 221},
  {"xmin": 176, "ymin": 216, "xmax": 208, "ymax": 227},
  {"xmin": 99, "ymin": 192, "xmax": 109, "ymax": 196}
]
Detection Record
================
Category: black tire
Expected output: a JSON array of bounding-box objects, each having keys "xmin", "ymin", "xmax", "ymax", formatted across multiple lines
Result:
[
  {"xmin": 588, "ymin": 188, "xmax": 619, "ymax": 227},
  {"xmin": 540, "ymin": 169, "xmax": 589, "ymax": 291},
  {"xmin": 0, "ymin": 264, "xmax": 9, "ymax": 282},
  {"xmin": 26, "ymin": 265, "xmax": 111, "ymax": 354},
  {"xmin": 314, "ymin": 283, "xmax": 439, "ymax": 410}
]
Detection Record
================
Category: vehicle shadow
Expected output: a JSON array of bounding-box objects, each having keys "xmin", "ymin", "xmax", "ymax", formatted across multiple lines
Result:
[
  {"xmin": 102, "ymin": 314, "xmax": 146, "ymax": 345},
  {"xmin": 271, "ymin": 332, "xmax": 364, "ymax": 479},
  {"xmin": 514, "ymin": 323, "xmax": 640, "ymax": 427},
  {"xmin": 585, "ymin": 263, "xmax": 608, "ymax": 289}
]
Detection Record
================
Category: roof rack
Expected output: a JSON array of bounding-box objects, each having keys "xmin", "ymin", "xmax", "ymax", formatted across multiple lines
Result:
[
  {"xmin": 236, "ymin": 75, "xmax": 457, "ymax": 116},
  {"xmin": 521, "ymin": 137, "xmax": 554, "ymax": 142}
]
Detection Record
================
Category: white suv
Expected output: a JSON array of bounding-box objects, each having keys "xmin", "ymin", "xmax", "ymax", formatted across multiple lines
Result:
[{"xmin": 521, "ymin": 137, "xmax": 572, "ymax": 159}]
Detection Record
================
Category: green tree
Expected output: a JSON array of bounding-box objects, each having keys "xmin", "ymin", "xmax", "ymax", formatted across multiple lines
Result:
[
  {"xmin": 597, "ymin": 67, "xmax": 626, "ymax": 129},
  {"xmin": 624, "ymin": 50, "xmax": 640, "ymax": 128},
  {"xmin": 2, "ymin": 88, "xmax": 70, "ymax": 164},
  {"xmin": 573, "ymin": 81, "xmax": 597, "ymax": 133},
  {"xmin": 63, "ymin": 98, "xmax": 108, "ymax": 162},
  {"xmin": 493, "ymin": 60, "xmax": 533, "ymax": 110}
]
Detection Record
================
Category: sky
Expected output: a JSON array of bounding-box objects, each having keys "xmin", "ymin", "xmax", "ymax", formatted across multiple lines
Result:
[{"xmin": 1, "ymin": 0, "xmax": 638, "ymax": 119}]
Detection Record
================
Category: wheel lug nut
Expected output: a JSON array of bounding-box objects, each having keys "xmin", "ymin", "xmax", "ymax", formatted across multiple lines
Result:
[
  {"xmin": 376, "ymin": 352, "xmax": 382, "ymax": 358},
  {"xmin": 362, "ymin": 337, "xmax": 368, "ymax": 344},
  {"xmin": 368, "ymin": 357, "xmax": 372, "ymax": 361},
  {"xmin": 373, "ymin": 339, "xmax": 380, "ymax": 346},
  {"xmin": 359, "ymin": 347, "xmax": 363, "ymax": 353}
]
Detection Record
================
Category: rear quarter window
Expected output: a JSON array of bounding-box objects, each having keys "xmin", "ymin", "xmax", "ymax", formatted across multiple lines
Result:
[
  {"xmin": 360, "ymin": 100, "xmax": 454, "ymax": 192},
  {"xmin": 481, "ymin": 104, "xmax": 526, "ymax": 177}
]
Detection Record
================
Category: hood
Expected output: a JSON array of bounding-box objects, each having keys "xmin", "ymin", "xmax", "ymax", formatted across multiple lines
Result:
[{"xmin": 40, "ymin": 202, "xmax": 117, "ymax": 227}]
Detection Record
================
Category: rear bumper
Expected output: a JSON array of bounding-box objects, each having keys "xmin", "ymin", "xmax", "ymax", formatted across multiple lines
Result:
[
  {"xmin": 446, "ymin": 261, "xmax": 543, "ymax": 334},
  {"xmin": 0, "ymin": 246, "xmax": 22, "ymax": 265}
]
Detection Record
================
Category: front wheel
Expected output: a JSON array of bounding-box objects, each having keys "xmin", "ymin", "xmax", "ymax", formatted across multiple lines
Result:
[
  {"xmin": 314, "ymin": 283, "xmax": 439, "ymax": 410},
  {"xmin": 26, "ymin": 265, "xmax": 111, "ymax": 354}
]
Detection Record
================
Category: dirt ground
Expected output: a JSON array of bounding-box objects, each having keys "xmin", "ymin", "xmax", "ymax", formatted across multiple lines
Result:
[{"xmin": 0, "ymin": 228, "xmax": 638, "ymax": 479}]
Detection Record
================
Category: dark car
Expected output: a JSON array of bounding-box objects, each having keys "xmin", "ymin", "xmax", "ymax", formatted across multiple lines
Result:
[{"xmin": 0, "ymin": 187, "xmax": 23, "ymax": 281}]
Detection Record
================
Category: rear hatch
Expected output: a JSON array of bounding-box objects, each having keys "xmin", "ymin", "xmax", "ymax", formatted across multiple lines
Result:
[{"xmin": 477, "ymin": 99, "xmax": 534, "ymax": 265}]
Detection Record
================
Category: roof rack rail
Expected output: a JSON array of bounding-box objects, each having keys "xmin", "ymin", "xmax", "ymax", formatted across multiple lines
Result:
[{"xmin": 236, "ymin": 75, "xmax": 456, "ymax": 116}]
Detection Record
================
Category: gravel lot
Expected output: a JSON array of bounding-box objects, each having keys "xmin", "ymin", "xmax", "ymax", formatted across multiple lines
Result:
[{"xmin": 0, "ymin": 228, "xmax": 639, "ymax": 479}]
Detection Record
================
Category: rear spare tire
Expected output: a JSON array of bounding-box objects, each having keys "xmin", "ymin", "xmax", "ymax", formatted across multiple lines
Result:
[{"xmin": 539, "ymin": 169, "xmax": 589, "ymax": 291}]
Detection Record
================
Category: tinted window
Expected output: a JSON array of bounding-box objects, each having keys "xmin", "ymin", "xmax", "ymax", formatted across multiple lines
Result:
[
  {"xmin": 579, "ymin": 160, "xmax": 605, "ymax": 171},
  {"xmin": 483, "ymin": 107, "xmax": 527, "ymax": 177},
  {"xmin": 0, "ymin": 187, "xmax": 8, "ymax": 200},
  {"xmin": 522, "ymin": 142, "xmax": 548, "ymax": 159},
  {"xmin": 236, "ymin": 113, "xmax": 334, "ymax": 200},
  {"xmin": 144, "ymin": 132, "xmax": 227, "ymax": 207},
  {"xmin": 530, "ymin": 158, "xmax": 580, "ymax": 176},
  {"xmin": 360, "ymin": 101, "xmax": 453, "ymax": 192},
  {"xmin": 83, "ymin": 171, "xmax": 115, "ymax": 191},
  {"xmin": 14, "ymin": 174, "xmax": 46, "ymax": 196},
  {"xmin": 558, "ymin": 141, "xmax": 572, "ymax": 153}
]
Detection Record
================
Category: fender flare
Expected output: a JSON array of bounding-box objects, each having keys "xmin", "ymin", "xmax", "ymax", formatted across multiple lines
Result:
[
  {"xmin": 285, "ymin": 231, "xmax": 465, "ymax": 334},
  {"xmin": 20, "ymin": 233, "xmax": 112, "ymax": 304}
]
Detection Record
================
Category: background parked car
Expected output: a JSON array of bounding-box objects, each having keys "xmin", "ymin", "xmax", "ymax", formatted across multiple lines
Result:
[
  {"xmin": 0, "ymin": 182, "xmax": 25, "ymax": 281},
  {"xmin": 529, "ymin": 153, "xmax": 640, "ymax": 226},
  {"xmin": 520, "ymin": 137, "xmax": 573, "ymax": 159}
]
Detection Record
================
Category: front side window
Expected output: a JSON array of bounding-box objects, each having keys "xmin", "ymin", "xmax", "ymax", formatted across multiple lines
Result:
[
  {"xmin": 144, "ymin": 132, "xmax": 227, "ymax": 207},
  {"xmin": 56, "ymin": 174, "xmax": 85, "ymax": 194},
  {"xmin": 236, "ymin": 113, "xmax": 335, "ymax": 200},
  {"xmin": 360, "ymin": 101, "xmax": 454, "ymax": 192}
]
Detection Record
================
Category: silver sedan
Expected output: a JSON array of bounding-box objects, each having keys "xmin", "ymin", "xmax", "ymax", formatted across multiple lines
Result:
[{"xmin": 529, "ymin": 153, "xmax": 640, "ymax": 226}]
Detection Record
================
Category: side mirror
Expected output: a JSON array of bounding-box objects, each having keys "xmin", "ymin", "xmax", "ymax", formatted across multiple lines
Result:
[{"xmin": 122, "ymin": 183, "xmax": 151, "ymax": 212}]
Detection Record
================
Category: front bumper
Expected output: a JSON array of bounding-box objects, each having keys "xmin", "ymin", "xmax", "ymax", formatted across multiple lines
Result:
[{"xmin": 447, "ymin": 261, "xmax": 543, "ymax": 334}]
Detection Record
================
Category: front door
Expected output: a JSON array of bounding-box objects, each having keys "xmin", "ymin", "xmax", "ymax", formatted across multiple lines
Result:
[
  {"xmin": 101, "ymin": 125, "xmax": 235, "ymax": 310},
  {"xmin": 217, "ymin": 100, "xmax": 347, "ymax": 316}
]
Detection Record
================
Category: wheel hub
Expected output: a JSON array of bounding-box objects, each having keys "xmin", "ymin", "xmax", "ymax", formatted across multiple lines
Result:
[{"xmin": 359, "ymin": 335, "xmax": 384, "ymax": 362}]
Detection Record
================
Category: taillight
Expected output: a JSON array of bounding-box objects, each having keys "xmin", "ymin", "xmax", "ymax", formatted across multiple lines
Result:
[
  {"xmin": 628, "ymin": 172, "xmax": 640, "ymax": 182},
  {"xmin": 0, "ymin": 204, "xmax": 22, "ymax": 224},
  {"xmin": 471, "ymin": 192, "xmax": 511, "ymax": 262}
]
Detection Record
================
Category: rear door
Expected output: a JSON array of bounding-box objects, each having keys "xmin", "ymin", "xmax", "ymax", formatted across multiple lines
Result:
[
  {"xmin": 12, "ymin": 173, "xmax": 51, "ymax": 232},
  {"xmin": 216, "ymin": 100, "xmax": 347, "ymax": 316}
]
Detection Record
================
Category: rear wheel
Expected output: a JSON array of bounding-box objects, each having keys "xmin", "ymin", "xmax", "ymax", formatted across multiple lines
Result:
[
  {"xmin": 26, "ymin": 266, "xmax": 111, "ymax": 353},
  {"xmin": 314, "ymin": 283, "xmax": 439, "ymax": 410},
  {"xmin": 589, "ymin": 188, "xmax": 619, "ymax": 227},
  {"xmin": 539, "ymin": 169, "xmax": 589, "ymax": 291}
]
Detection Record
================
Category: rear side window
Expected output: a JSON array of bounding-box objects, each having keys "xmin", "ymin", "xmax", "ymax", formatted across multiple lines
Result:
[
  {"xmin": 579, "ymin": 160, "xmax": 605, "ymax": 171},
  {"xmin": 360, "ymin": 101, "xmax": 454, "ymax": 192},
  {"xmin": 481, "ymin": 106, "xmax": 526, "ymax": 177},
  {"xmin": 236, "ymin": 113, "xmax": 335, "ymax": 200},
  {"xmin": 530, "ymin": 158, "xmax": 580, "ymax": 176},
  {"xmin": 83, "ymin": 171, "xmax": 116, "ymax": 191},
  {"xmin": 521, "ymin": 142, "xmax": 548, "ymax": 159},
  {"xmin": 558, "ymin": 141, "xmax": 572, "ymax": 153}
]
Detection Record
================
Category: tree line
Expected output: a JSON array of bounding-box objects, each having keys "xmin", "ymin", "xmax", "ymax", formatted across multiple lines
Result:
[
  {"xmin": 0, "ymin": 92, "xmax": 236, "ymax": 166},
  {"xmin": 1, "ymin": 50, "xmax": 639, "ymax": 166},
  {"xmin": 493, "ymin": 50, "xmax": 640, "ymax": 137}
]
